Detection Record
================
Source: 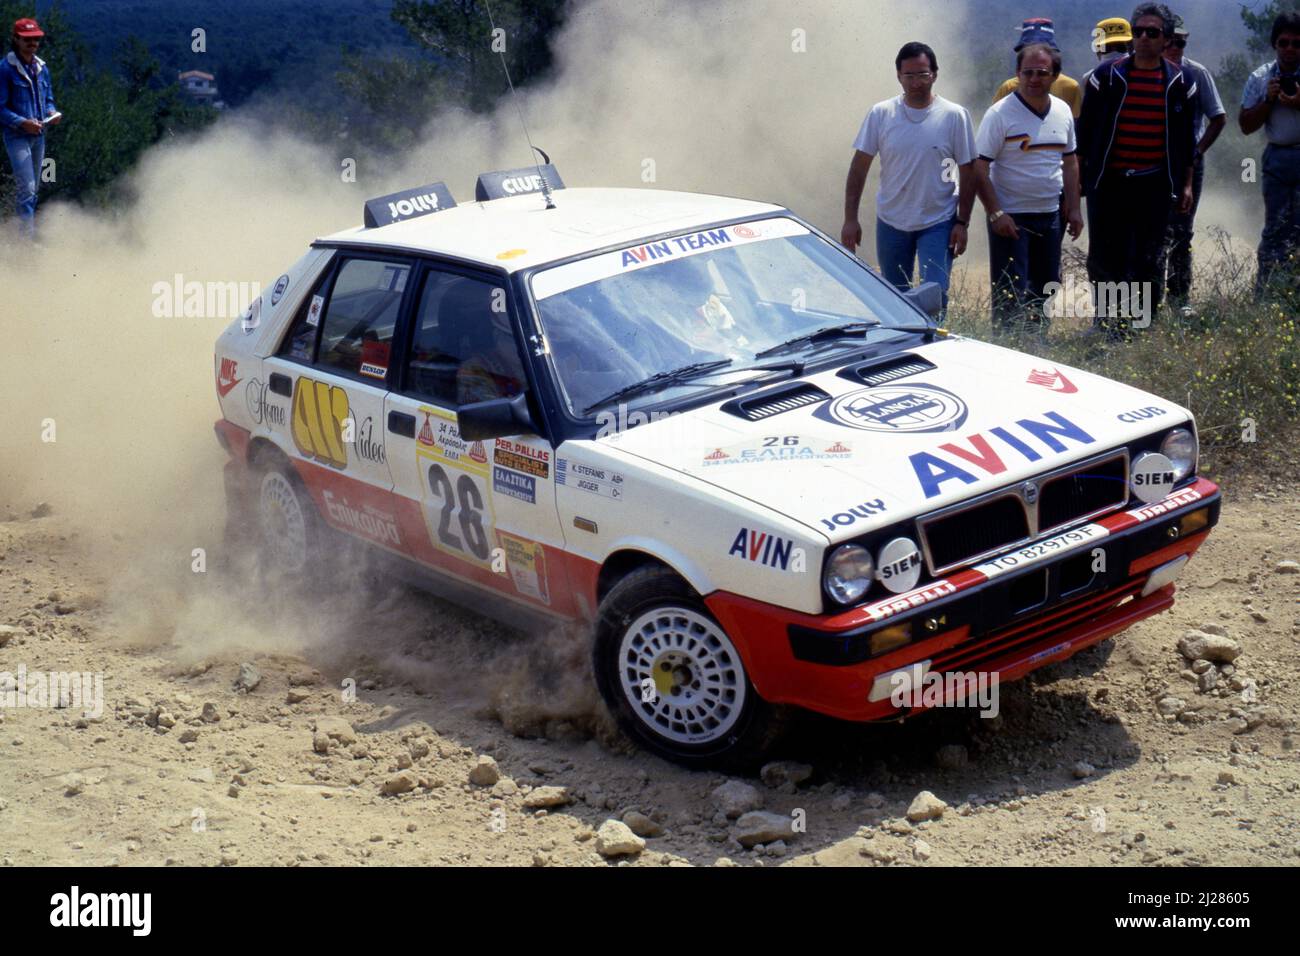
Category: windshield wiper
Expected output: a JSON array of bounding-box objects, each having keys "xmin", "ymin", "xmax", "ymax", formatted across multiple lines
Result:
[
  {"xmin": 752, "ymin": 322, "xmax": 880, "ymax": 360},
  {"xmin": 583, "ymin": 359, "xmax": 734, "ymax": 414}
]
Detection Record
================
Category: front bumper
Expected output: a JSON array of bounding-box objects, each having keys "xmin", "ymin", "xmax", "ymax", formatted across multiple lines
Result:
[{"xmin": 705, "ymin": 477, "xmax": 1220, "ymax": 722}]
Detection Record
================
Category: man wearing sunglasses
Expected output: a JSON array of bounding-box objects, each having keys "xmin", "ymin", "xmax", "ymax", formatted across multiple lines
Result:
[
  {"xmin": 1079, "ymin": 2, "xmax": 1197, "ymax": 341},
  {"xmin": 1156, "ymin": 16, "xmax": 1225, "ymax": 310},
  {"xmin": 975, "ymin": 42, "xmax": 1083, "ymax": 334},
  {"xmin": 0, "ymin": 17, "xmax": 61, "ymax": 238},
  {"xmin": 1241, "ymin": 11, "xmax": 1300, "ymax": 298}
]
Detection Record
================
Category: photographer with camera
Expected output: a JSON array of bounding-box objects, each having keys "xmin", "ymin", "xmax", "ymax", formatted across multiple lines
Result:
[{"xmin": 1241, "ymin": 11, "xmax": 1300, "ymax": 298}]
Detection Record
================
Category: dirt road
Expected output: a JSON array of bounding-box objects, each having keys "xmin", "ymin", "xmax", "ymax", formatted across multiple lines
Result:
[{"xmin": 1, "ymin": 480, "xmax": 1296, "ymax": 867}]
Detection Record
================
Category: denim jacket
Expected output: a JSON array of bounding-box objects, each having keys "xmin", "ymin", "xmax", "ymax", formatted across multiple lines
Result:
[{"xmin": 0, "ymin": 51, "xmax": 57, "ymax": 136}]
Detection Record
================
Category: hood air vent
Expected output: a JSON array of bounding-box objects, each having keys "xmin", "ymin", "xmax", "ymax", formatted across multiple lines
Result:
[
  {"xmin": 721, "ymin": 382, "xmax": 831, "ymax": 421},
  {"xmin": 838, "ymin": 354, "xmax": 937, "ymax": 387}
]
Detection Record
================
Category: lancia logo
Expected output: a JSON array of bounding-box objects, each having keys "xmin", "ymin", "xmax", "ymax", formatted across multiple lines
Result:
[{"xmin": 1021, "ymin": 481, "xmax": 1039, "ymax": 504}]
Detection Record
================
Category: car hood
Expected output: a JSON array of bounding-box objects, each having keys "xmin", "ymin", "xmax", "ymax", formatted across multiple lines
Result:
[{"xmin": 596, "ymin": 336, "xmax": 1190, "ymax": 542}]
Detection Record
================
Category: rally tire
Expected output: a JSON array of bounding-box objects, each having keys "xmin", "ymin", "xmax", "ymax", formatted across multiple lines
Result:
[
  {"xmin": 253, "ymin": 460, "xmax": 327, "ymax": 581},
  {"xmin": 593, "ymin": 565, "xmax": 786, "ymax": 771}
]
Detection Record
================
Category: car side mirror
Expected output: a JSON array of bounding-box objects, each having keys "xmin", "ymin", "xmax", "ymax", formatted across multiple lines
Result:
[
  {"xmin": 903, "ymin": 281, "xmax": 943, "ymax": 319},
  {"xmin": 456, "ymin": 393, "xmax": 538, "ymax": 441}
]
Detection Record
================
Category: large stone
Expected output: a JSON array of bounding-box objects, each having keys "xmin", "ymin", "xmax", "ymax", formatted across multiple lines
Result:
[
  {"xmin": 1178, "ymin": 631, "xmax": 1242, "ymax": 664},
  {"xmin": 468, "ymin": 756, "xmax": 501, "ymax": 787},
  {"xmin": 906, "ymin": 791, "xmax": 948, "ymax": 822},
  {"xmin": 234, "ymin": 662, "xmax": 262, "ymax": 692},
  {"xmin": 1156, "ymin": 697, "xmax": 1186, "ymax": 716},
  {"xmin": 595, "ymin": 820, "xmax": 645, "ymax": 858},
  {"xmin": 315, "ymin": 717, "xmax": 357, "ymax": 745},
  {"xmin": 734, "ymin": 811, "xmax": 795, "ymax": 848},
  {"xmin": 759, "ymin": 761, "xmax": 813, "ymax": 788},
  {"xmin": 381, "ymin": 771, "xmax": 418, "ymax": 796},
  {"xmin": 523, "ymin": 786, "xmax": 571, "ymax": 809},
  {"xmin": 712, "ymin": 780, "xmax": 762, "ymax": 819}
]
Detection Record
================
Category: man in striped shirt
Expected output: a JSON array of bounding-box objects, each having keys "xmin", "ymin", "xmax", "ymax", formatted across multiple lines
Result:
[{"xmin": 1078, "ymin": 3, "xmax": 1197, "ymax": 341}]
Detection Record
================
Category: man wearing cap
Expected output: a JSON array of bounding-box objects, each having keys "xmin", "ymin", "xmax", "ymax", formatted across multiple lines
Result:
[
  {"xmin": 1078, "ymin": 3, "xmax": 1196, "ymax": 341},
  {"xmin": 841, "ymin": 42, "xmax": 977, "ymax": 310},
  {"xmin": 993, "ymin": 19, "xmax": 1083, "ymax": 118},
  {"xmin": 1157, "ymin": 15, "xmax": 1226, "ymax": 308},
  {"xmin": 0, "ymin": 17, "xmax": 60, "ymax": 237},
  {"xmin": 1241, "ymin": 11, "xmax": 1300, "ymax": 298},
  {"xmin": 1082, "ymin": 18, "xmax": 1135, "ymax": 87}
]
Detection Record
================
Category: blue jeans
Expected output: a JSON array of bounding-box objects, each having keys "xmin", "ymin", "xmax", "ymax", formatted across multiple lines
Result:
[
  {"xmin": 1257, "ymin": 143, "xmax": 1300, "ymax": 297},
  {"xmin": 875, "ymin": 216, "xmax": 955, "ymax": 306},
  {"xmin": 3, "ymin": 131, "xmax": 44, "ymax": 236},
  {"xmin": 987, "ymin": 211, "xmax": 1061, "ymax": 332}
]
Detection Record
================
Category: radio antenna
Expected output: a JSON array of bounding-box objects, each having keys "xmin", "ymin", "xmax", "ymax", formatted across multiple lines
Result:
[{"xmin": 483, "ymin": 0, "xmax": 555, "ymax": 209}]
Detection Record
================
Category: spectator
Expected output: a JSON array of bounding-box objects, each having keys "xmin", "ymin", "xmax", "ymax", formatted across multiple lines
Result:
[
  {"xmin": 841, "ymin": 41, "xmax": 977, "ymax": 310},
  {"xmin": 1078, "ymin": 3, "xmax": 1196, "ymax": 340},
  {"xmin": 1082, "ymin": 17, "xmax": 1134, "ymax": 86},
  {"xmin": 1240, "ymin": 10, "xmax": 1300, "ymax": 299},
  {"xmin": 993, "ymin": 18, "xmax": 1083, "ymax": 118},
  {"xmin": 975, "ymin": 42, "xmax": 1083, "ymax": 334},
  {"xmin": 1157, "ymin": 15, "xmax": 1226, "ymax": 309},
  {"xmin": 0, "ymin": 17, "xmax": 60, "ymax": 237}
]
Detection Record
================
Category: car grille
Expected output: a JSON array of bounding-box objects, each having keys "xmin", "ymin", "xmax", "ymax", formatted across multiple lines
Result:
[
  {"xmin": 1038, "ymin": 455, "xmax": 1128, "ymax": 529},
  {"xmin": 918, "ymin": 450, "xmax": 1129, "ymax": 575}
]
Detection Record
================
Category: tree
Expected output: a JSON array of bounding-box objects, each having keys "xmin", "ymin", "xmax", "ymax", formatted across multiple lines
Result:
[{"xmin": 1242, "ymin": 0, "xmax": 1300, "ymax": 55}]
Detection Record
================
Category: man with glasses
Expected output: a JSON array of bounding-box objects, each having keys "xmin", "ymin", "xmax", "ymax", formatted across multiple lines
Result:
[
  {"xmin": 1155, "ymin": 16, "xmax": 1225, "ymax": 310},
  {"xmin": 1241, "ymin": 11, "xmax": 1300, "ymax": 298},
  {"xmin": 841, "ymin": 41, "xmax": 977, "ymax": 310},
  {"xmin": 0, "ymin": 17, "xmax": 60, "ymax": 237},
  {"xmin": 975, "ymin": 43, "xmax": 1083, "ymax": 334},
  {"xmin": 1079, "ymin": 2, "xmax": 1196, "ymax": 341}
]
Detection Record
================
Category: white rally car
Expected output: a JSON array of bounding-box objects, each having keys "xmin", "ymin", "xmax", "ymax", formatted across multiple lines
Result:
[{"xmin": 214, "ymin": 168, "xmax": 1220, "ymax": 768}]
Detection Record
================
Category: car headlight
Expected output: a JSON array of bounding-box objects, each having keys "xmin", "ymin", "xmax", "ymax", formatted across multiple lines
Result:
[
  {"xmin": 825, "ymin": 544, "xmax": 874, "ymax": 605},
  {"xmin": 1160, "ymin": 427, "xmax": 1197, "ymax": 481}
]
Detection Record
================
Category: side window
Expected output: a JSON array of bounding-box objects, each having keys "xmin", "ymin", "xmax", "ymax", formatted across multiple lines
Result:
[
  {"xmin": 406, "ymin": 270, "xmax": 526, "ymax": 406},
  {"xmin": 316, "ymin": 258, "xmax": 411, "ymax": 381}
]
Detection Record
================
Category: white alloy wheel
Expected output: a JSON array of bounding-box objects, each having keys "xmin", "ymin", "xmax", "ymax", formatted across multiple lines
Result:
[
  {"xmin": 258, "ymin": 469, "xmax": 309, "ymax": 574},
  {"xmin": 617, "ymin": 606, "xmax": 748, "ymax": 745}
]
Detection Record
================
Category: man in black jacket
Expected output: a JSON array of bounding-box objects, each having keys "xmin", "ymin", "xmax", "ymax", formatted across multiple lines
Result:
[{"xmin": 1079, "ymin": 3, "xmax": 1196, "ymax": 341}]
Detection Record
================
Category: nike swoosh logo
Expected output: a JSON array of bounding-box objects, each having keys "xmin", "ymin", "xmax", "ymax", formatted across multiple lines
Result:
[{"xmin": 217, "ymin": 376, "xmax": 241, "ymax": 397}]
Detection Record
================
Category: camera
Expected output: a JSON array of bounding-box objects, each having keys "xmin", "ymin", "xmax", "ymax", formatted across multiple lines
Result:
[{"xmin": 1281, "ymin": 74, "xmax": 1298, "ymax": 96}]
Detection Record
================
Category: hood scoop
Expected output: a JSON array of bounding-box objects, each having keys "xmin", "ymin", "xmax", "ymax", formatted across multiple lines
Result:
[
  {"xmin": 838, "ymin": 353, "xmax": 937, "ymax": 387},
  {"xmin": 721, "ymin": 381, "xmax": 831, "ymax": 421}
]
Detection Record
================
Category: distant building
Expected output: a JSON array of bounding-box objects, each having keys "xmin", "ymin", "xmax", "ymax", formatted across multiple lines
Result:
[{"xmin": 178, "ymin": 70, "xmax": 224, "ymax": 109}]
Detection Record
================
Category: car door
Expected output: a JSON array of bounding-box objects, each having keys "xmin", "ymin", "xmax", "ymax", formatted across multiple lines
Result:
[
  {"xmin": 264, "ymin": 253, "xmax": 411, "ymax": 554},
  {"xmin": 384, "ymin": 263, "xmax": 573, "ymax": 615}
]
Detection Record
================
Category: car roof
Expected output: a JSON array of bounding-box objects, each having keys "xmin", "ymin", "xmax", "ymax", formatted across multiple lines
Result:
[{"xmin": 316, "ymin": 187, "xmax": 786, "ymax": 272}]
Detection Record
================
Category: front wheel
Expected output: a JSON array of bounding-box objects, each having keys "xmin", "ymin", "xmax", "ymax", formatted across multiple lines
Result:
[
  {"xmin": 254, "ymin": 462, "xmax": 324, "ymax": 579},
  {"xmin": 592, "ymin": 565, "xmax": 785, "ymax": 771}
]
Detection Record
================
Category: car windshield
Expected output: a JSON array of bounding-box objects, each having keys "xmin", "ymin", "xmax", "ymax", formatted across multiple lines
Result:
[{"xmin": 530, "ymin": 218, "xmax": 925, "ymax": 416}]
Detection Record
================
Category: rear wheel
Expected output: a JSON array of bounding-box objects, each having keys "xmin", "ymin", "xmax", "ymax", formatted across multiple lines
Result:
[{"xmin": 593, "ymin": 565, "xmax": 785, "ymax": 771}]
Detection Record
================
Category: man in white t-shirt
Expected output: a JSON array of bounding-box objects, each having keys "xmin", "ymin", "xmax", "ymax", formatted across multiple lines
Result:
[
  {"xmin": 841, "ymin": 41, "xmax": 977, "ymax": 309},
  {"xmin": 974, "ymin": 42, "xmax": 1083, "ymax": 333}
]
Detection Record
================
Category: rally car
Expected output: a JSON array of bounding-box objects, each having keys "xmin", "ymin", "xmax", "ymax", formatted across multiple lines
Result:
[{"xmin": 213, "ymin": 167, "xmax": 1220, "ymax": 768}]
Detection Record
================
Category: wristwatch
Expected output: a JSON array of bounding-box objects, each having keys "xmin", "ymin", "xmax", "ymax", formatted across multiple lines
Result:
[{"xmin": 989, "ymin": 210, "xmax": 1006, "ymax": 223}]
